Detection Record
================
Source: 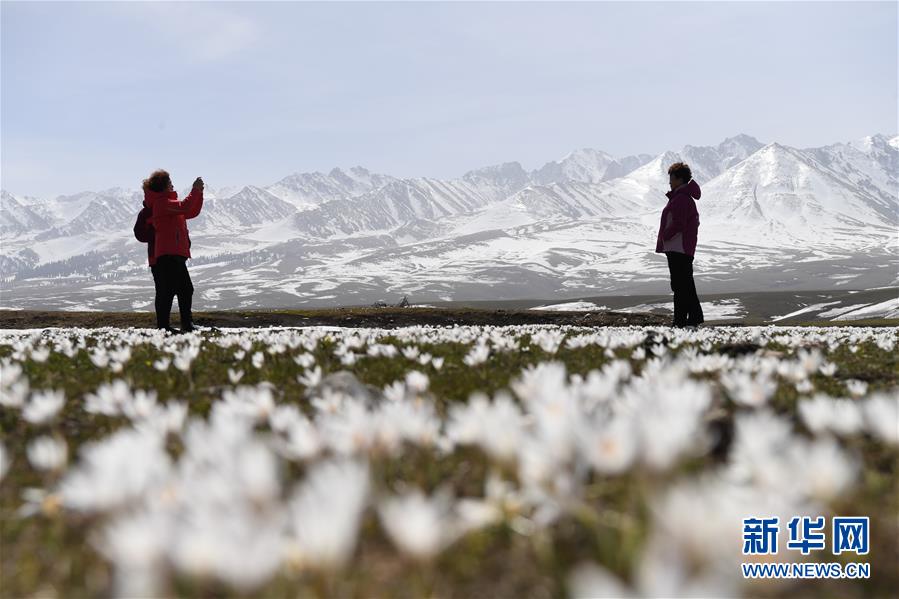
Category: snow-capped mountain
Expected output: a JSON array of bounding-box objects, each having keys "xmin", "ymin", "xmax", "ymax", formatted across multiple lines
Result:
[
  {"xmin": 0, "ymin": 191, "xmax": 51, "ymax": 235},
  {"xmin": 701, "ymin": 142, "xmax": 896, "ymax": 247},
  {"xmin": 265, "ymin": 167, "xmax": 397, "ymax": 210},
  {"xmin": 193, "ymin": 186, "xmax": 297, "ymax": 231},
  {"xmin": 1, "ymin": 133, "xmax": 896, "ymax": 311}
]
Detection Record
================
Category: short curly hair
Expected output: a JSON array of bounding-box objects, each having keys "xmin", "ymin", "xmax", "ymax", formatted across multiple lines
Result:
[
  {"xmin": 142, "ymin": 169, "xmax": 172, "ymax": 193},
  {"xmin": 667, "ymin": 162, "xmax": 692, "ymax": 183}
]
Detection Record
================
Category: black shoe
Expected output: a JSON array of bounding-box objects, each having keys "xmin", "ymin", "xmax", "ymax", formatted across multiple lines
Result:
[
  {"xmin": 181, "ymin": 324, "xmax": 195, "ymax": 333},
  {"xmin": 161, "ymin": 326, "xmax": 181, "ymax": 335}
]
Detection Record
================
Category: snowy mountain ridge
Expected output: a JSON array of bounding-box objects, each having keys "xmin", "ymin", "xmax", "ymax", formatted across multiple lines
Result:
[{"xmin": 1, "ymin": 132, "xmax": 896, "ymax": 310}]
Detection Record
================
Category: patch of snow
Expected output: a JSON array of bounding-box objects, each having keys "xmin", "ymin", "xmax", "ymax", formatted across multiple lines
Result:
[
  {"xmin": 833, "ymin": 297, "xmax": 899, "ymax": 320},
  {"xmin": 530, "ymin": 301, "xmax": 608, "ymax": 312},
  {"xmin": 770, "ymin": 301, "xmax": 841, "ymax": 322}
]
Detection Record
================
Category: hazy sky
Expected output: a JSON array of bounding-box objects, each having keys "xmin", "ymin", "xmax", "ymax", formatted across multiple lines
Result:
[{"xmin": 2, "ymin": 1, "xmax": 896, "ymax": 198}]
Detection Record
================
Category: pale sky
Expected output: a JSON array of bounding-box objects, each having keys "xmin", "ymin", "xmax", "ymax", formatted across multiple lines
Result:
[{"xmin": 2, "ymin": 1, "xmax": 896, "ymax": 198}]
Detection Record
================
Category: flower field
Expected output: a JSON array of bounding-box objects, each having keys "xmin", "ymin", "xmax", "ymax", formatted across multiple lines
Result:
[{"xmin": 1, "ymin": 324, "xmax": 897, "ymax": 597}]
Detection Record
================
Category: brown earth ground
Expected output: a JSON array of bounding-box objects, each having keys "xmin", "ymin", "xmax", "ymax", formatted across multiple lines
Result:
[
  {"xmin": 0, "ymin": 307, "xmax": 673, "ymax": 330},
  {"xmin": 1, "ymin": 308, "xmax": 896, "ymax": 330}
]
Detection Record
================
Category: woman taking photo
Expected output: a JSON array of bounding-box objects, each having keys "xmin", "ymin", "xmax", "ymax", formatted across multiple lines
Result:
[{"xmin": 140, "ymin": 169, "xmax": 204, "ymax": 333}]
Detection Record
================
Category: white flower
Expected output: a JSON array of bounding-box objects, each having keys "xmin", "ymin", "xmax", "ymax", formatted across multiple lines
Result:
[
  {"xmin": 30, "ymin": 346, "xmax": 51, "ymax": 363},
  {"xmin": 845, "ymin": 379, "xmax": 868, "ymax": 398},
  {"xmin": 251, "ymin": 351, "xmax": 264, "ymax": 369},
  {"xmin": 95, "ymin": 508, "xmax": 172, "ymax": 598},
  {"xmin": 798, "ymin": 395, "xmax": 864, "ymax": 436},
  {"xmin": 446, "ymin": 392, "xmax": 525, "ymax": 463},
  {"xmin": 90, "ymin": 350, "xmax": 110, "ymax": 368},
  {"xmin": 297, "ymin": 366, "xmax": 322, "ymax": 388},
  {"xmin": 404, "ymin": 370, "xmax": 429, "ymax": 394},
  {"xmin": 373, "ymin": 397, "xmax": 441, "ymax": 452},
  {"xmin": 383, "ymin": 381, "xmax": 406, "ymax": 402},
  {"xmin": 287, "ymin": 459, "xmax": 369, "ymax": 570},
  {"xmin": 59, "ymin": 428, "xmax": 172, "ymax": 512},
  {"xmin": 84, "ymin": 380, "xmax": 133, "ymax": 416},
  {"xmin": 719, "ymin": 372, "xmax": 777, "ymax": 407},
  {"xmin": 228, "ymin": 368, "xmax": 244, "ymax": 384},
  {"xmin": 790, "ymin": 437, "xmax": 858, "ymax": 501},
  {"xmin": 153, "ymin": 357, "xmax": 171, "ymax": 371},
  {"xmin": 378, "ymin": 489, "xmax": 459, "ymax": 560},
  {"xmin": 431, "ymin": 356, "xmax": 445, "ymax": 370},
  {"xmin": 862, "ymin": 392, "xmax": 899, "ymax": 445},
  {"xmin": 293, "ymin": 352, "xmax": 315, "ymax": 368},
  {"xmin": 568, "ymin": 562, "xmax": 634, "ymax": 598},
  {"xmin": 532, "ymin": 329, "xmax": 566, "ymax": 354},
  {"xmin": 23, "ymin": 390, "xmax": 65, "ymax": 424},
  {"xmin": 463, "ymin": 343, "xmax": 490, "ymax": 366},
  {"xmin": 221, "ymin": 385, "xmax": 275, "ymax": 422},
  {"xmin": 818, "ymin": 362, "xmax": 837, "ymax": 376},
  {"xmin": 576, "ymin": 416, "xmax": 638, "ymax": 475},
  {"xmin": 27, "ymin": 436, "xmax": 68, "ymax": 471}
]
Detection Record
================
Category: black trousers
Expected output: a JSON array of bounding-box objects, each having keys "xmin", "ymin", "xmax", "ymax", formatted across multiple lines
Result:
[
  {"xmin": 665, "ymin": 251, "xmax": 703, "ymax": 326},
  {"xmin": 151, "ymin": 255, "xmax": 193, "ymax": 329}
]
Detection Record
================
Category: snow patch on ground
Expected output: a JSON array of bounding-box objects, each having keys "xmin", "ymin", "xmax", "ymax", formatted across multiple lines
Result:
[
  {"xmin": 833, "ymin": 298, "xmax": 899, "ymax": 320},
  {"xmin": 616, "ymin": 298, "xmax": 746, "ymax": 320},
  {"xmin": 530, "ymin": 301, "xmax": 608, "ymax": 312},
  {"xmin": 771, "ymin": 302, "xmax": 841, "ymax": 322}
]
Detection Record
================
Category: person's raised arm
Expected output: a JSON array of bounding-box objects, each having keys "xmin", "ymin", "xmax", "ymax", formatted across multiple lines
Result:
[
  {"xmin": 183, "ymin": 178, "xmax": 204, "ymax": 219},
  {"xmin": 153, "ymin": 178, "xmax": 204, "ymax": 217}
]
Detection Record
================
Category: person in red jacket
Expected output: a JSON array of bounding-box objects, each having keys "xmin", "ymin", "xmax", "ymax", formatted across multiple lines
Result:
[
  {"xmin": 141, "ymin": 169, "xmax": 204, "ymax": 333},
  {"xmin": 655, "ymin": 162, "xmax": 704, "ymax": 328}
]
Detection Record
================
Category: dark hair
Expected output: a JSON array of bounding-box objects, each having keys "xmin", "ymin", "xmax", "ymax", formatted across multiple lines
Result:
[
  {"xmin": 142, "ymin": 169, "xmax": 172, "ymax": 192},
  {"xmin": 667, "ymin": 162, "xmax": 692, "ymax": 183}
]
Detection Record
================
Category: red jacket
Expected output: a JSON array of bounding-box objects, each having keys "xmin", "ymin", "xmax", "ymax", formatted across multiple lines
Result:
[
  {"xmin": 655, "ymin": 179, "xmax": 701, "ymax": 256},
  {"xmin": 146, "ymin": 188, "xmax": 203, "ymax": 260}
]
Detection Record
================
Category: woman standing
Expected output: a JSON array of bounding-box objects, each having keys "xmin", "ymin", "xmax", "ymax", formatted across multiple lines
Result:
[
  {"xmin": 141, "ymin": 169, "xmax": 204, "ymax": 333},
  {"xmin": 655, "ymin": 162, "xmax": 704, "ymax": 328}
]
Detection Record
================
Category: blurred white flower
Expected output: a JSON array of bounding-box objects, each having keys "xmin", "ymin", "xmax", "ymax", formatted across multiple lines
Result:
[
  {"xmin": 404, "ymin": 370, "xmax": 429, "ymax": 394},
  {"xmin": 95, "ymin": 508, "xmax": 172, "ymax": 598},
  {"xmin": 27, "ymin": 436, "xmax": 67, "ymax": 471},
  {"xmin": 23, "ymin": 390, "xmax": 65, "ymax": 424},
  {"xmin": 298, "ymin": 366, "xmax": 322, "ymax": 388},
  {"xmin": 30, "ymin": 346, "xmax": 51, "ymax": 363},
  {"xmin": 845, "ymin": 379, "xmax": 868, "ymax": 398},
  {"xmin": 228, "ymin": 368, "xmax": 244, "ymax": 384},
  {"xmin": 463, "ymin": 343, "xmax": 490, "ymax": 366},
  {"xmin": 818, "ymin": 362, "xmax": 837, "ymax": 376},
  {"xmin": 862, "ymin": 392, "xmax": 899, "ymax": 445},
  {"xmin": 84, "ymin": 380, "xmax": 133, "ymax": 416},
  {"xmin": 568, "ymin": 562, "xmax": 634, "ymax": 598},
  {"xmin": 447, "ymin": 392, "xmax": 525, "ymax": 463},
  {"xmin": 720, "ymin": 372, "xmax": 777, "ymax": 407},
  {"xmin": 378, "ymin": 489, "xmax": 459, "ymax": 560},
  {"xmin": 287, "ymin": 459, "xmax": 369, "ymax": 570},
  {"xmin": 576, "ymin": 415, "xmax": 638, "ymax": 475},
  {"xmin": 293, "ymin": 352, "xmax": 315, "ymax": 368},
  {"xmin": 791, "ymin": 437, "xmax": 858, "ymax": 502},
  {"xmin": 799, "ymin": 395, "xmax": 864, "ymax": 436},
  {"xmin": 59, "ymin": 428, "xmax": 172, "ymax": 512}
]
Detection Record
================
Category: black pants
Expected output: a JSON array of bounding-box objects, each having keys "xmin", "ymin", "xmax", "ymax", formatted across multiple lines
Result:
[
  {"xmin": 665, "ymin": 251, "xmax": 703, "ymax": 326},
  {"xmin": 152, "ymin": 255, "xmax": 193, "ymax": 329}
]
